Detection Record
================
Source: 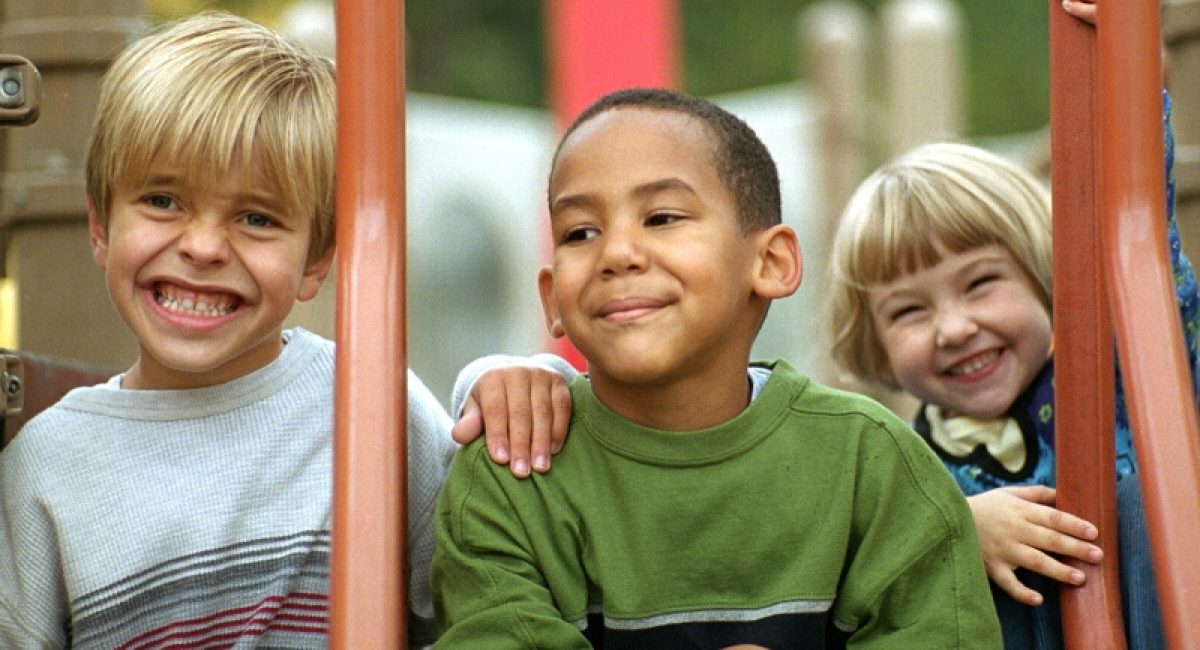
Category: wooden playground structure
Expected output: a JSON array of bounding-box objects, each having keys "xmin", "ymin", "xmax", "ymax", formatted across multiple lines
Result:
[{"xmin": 0, "ymin": 0, "xmax": 1199, "ymax": 646}]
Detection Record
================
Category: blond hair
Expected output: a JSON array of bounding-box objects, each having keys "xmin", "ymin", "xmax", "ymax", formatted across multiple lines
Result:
[
  {"xmin": 85, "ymin": 11, "xmax": 336, "ymax": 263},
  {"xmin": 827, "ymin": 142, "xmax": 1052, "ymax": 388}
]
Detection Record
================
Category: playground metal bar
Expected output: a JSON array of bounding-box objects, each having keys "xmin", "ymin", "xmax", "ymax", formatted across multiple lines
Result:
[
  {"xmin": 1096, "ymin": 0, "xmax": 1200, "ymax": 646},
  {"xmin": 330, "ymin": 0, "xmax": 409, "ymax": 645},
  {"xmin": 1048, "ymin": 3, "xmax": 1126, "ymax": 647}
]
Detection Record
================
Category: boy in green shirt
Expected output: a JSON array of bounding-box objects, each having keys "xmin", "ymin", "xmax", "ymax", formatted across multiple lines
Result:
[{"xmin": 433, "ymin": 88, "xmax": 1001, "ymax": 648}]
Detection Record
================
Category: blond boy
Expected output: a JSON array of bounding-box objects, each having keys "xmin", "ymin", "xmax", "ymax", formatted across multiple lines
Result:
[{"xmin": 0, "ymin": 13, "xmax": 567, "ymax": 648}]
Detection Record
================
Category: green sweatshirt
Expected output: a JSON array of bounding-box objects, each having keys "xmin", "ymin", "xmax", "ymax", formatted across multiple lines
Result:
[{"xmin": 433, "ymin": 361, "xmax": 1001, "ymax": 649}]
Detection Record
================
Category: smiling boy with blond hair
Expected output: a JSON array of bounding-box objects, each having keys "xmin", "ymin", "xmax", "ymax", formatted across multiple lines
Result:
[{"xmin": 0, "ymin": 12, "xmax": 570, "ymax": 648}]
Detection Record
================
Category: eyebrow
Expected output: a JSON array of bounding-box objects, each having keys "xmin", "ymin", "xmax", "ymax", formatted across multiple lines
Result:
[
  {"xmin": 549, "ymin": 177, "xmax": 698, "ymax": 216},
  {"xmin": 234, "ymin": 190, "xmax": 287, "ymax": 214},
  {"xmin": 870, "ymin": 251, "xmax": 1012, "ymax": 305},
  {"xmin": 143, "ymin": 173, "xmax": 182, "ymax": 187}
]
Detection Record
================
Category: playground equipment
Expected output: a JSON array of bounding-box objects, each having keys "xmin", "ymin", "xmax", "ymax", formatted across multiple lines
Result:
[
  {"xmin": 0, "ymin": 0, "xmax": 1198, "ymax": 646},
  {"xmin": 329, "ymin": 0, "xmax": 408, "ymax": 644},
  {"xmin": 1080, "ymin": 0, "xmax": 1200, "ymax": 645}
]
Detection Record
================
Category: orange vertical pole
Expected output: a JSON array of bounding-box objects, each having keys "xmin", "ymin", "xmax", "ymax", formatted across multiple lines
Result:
[
  {"xmin": 1098, "ymin": 1, "xmax": 1200, "ymax": 647},
  {"xmin": 1048, "ymin": 2, "xmax": 1127, "ymax": 647},
  {"xmin": 331, "ymin": 0, "xmax": 408, "ymax": 646}
]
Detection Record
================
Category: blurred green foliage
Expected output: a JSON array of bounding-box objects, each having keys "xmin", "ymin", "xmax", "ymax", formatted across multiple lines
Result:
[{"xmin": 148, "ymin": 0, "xmax": 1052, "ymax": 137}]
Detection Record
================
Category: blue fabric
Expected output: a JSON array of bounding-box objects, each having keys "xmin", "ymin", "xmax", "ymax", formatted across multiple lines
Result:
[
  {"xmin": 1117, "ymin": 472, "xmax": 1163, "ymax": 650},
  {"xmin": 991, "ymin": 572, "xmax": 1062, "ymax": 650}
]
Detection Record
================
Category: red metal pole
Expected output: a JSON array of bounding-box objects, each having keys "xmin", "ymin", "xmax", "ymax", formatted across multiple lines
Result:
[
  {"xmin": 544, "ymin": 0, "xmax": 679, "ymax": 368},
  {"xmin": 545, "ymin": 0, "xmax": 679, "ymax": 129},
  {"xmin": 331, "ymin": 0, "xmax": 408, "ymax": 646},
  {"xmin": 1097, "ymin": 1, "xmax": 1200, "ymax": 647},
  {"xmin": 1048, "ymin": 3, "xmax": 1127, "ymax": 646}
]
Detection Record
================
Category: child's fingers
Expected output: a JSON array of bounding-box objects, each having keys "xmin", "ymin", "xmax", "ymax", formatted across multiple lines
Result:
[
  {"xmin": 1003, "ymin": 484, "xmax": 1057, "ymax": 506},
  {"xmin": 521, "ymin": 368, "xmax": 572, "ymax": 474},
  {"xmin": 450, "ymin": 397, "xmax": 487, "ymax": 446},
  {"xmin": 988, "ymin": 563, "xmax": 1046, "ymax": 607},
  {"xmin": 1062, "ymin": 0, "xmax": 1097, "ymax": 25},
  {"xmin": 549, "ymin": 377, "xmax": 572, "ymax": 455},
  {"xmin": 1029, "ymin": 502, "xmax": 1099, "ymax": 541},
  {"xmin": 467, "ymin": 365, "xmax": 572, "ymax": 478},
  {"xmin": 1028, "ymin": 524, "xmax": 1103, "ymax": 564},
  {"xmin": 527, "ymin": 374, "xmax": 556, "ymax": 473},
  {"xmin": 1017, "ymin": 544, "xmax": 1088, "ymax": 586},
  {"xmin": 489, "ymin": 373, "xmax": 533, "ymax": 478},
  {"xmin": 1003, "ymin": 485, "xmax": 1100, "ymax": 544},
  {"xmin": 474, "ymin": 374, "xmax": 519, "ymax": 470}
]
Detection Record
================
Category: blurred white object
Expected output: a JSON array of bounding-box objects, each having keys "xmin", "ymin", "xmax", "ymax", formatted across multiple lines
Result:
[{"xmin": 279, "ymin": 0, "xmax": 336, "ymax": 59}]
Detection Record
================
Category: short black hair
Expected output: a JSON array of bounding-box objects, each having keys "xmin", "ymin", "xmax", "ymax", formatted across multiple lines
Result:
[{"xmin": 552, "ymin": 87, "xmax": 781, "ymax": 232}]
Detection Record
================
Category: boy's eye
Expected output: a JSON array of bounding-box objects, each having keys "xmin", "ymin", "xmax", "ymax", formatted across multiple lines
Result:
[
  {"xmin": 562, "ymin": 226, "xmax": 598, "ymax": 244},
  {"xmin": 146, "ymin": 194, "xmax": 177, "ymax": 210},
  {"xmin": 241, "ymin": 212, "xmax": 275, "ymax": 228},
  {"xmin": 645, "ymin": 212, "xmax": 680, "ymax": 227}
]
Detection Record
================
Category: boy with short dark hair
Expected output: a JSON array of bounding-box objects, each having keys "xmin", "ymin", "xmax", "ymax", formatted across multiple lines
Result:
[
  {"xmin": 0, "ymin": 12, "xmax": 568, "ymax": 648},
  {"xmin": 432, "ymin": 87, "xmax": 1002, "ymax": 648}
]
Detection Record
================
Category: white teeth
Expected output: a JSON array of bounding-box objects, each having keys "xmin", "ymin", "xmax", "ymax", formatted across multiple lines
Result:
[
  {"xmin": 155, "ymin": 290, "xmax": 234, "ymax": 317},
  {"xmin": 949, "ymin": 350, "xmax": 998, "ymax": 376}
]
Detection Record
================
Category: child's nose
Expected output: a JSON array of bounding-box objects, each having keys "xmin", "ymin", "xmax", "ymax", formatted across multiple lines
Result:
[
  {"xmin": 599, "ymin": 223, "xmax": 647, "ymax": 275},
  {"xmin": 934, "ymin": 309, "xmax": 979, "ymax": 348},
  {"xmin": 177, "ymin": 219, "xmax": 231, "ymax": 266}
]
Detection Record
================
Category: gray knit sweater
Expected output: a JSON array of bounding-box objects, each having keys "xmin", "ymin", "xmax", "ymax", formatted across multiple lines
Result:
[{"xmin": 0, "ymin": 328, "xmax": 455, "ymax": 648}]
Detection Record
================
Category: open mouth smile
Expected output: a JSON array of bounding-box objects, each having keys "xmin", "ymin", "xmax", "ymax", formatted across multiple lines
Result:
[
  {"xmin": 153, "ymin": 282, "xmax": 240, "ymax": 318},
  {"xmin": 946, "ymin": 349, "xmax": 1001, "ymax": 377}
]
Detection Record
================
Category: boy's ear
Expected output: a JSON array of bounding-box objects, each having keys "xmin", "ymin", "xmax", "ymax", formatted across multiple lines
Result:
[
  {"xmin": 87, "ymin": 199, "xmax": 109, "ymax": 271},
  {"xmin": 752, "ymin": 224, "xmax": 802, "ymax": 299},
  {"xmin": 537, "ymin": 265, "xmax": 567, "ymax": 338},
  {"xmin": 297, "ymin": 247, "xmax": 335, "ymax": 302}
]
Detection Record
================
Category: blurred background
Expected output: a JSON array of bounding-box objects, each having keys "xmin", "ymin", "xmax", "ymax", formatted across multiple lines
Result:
[
  {"xmin": 150, "ymin": 0, "xmax": 1053, "ymax": 137},
  {"xmin": 0, "ymin": 0, "xmax": 1196, "ymax": 413}
]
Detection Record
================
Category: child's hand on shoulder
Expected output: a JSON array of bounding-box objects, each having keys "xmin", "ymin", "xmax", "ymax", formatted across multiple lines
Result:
[
  {"xmin": 452, "ymin": 364, "xmax": 572, "ymax": 478},
  {"xmin": 1062, "ymin": 0, "xmax": 1096, "ymax": 25},
  {"xmin": 967, "ymin": 485, "xmax": 1103, "ymax": 606}
]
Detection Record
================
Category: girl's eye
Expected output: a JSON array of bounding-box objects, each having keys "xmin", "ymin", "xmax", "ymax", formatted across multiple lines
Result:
[
  {"xmin": 968, "ymin": 274, "xmax": 999, "ymax": 291},
  {"xmin": 888, "ymin": 304, "xmax": 923, "ymax": 323},
  {"xmin": 562, "ymin": 226, "xmax": 598, "ymax": 244},
  {"xmin": 146, "ymin": 194, "xmax": 177, "ymax": 210},
  {"xmin": 645, "ymin": 212, "xmax": 680, "ymax": 227},
  {"xmin": 242, "ymin": 212, "xmax": 275, "ymax": 228}
]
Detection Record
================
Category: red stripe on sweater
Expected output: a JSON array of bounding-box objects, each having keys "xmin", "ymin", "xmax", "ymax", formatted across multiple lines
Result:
[{"xmin": 118, "ymin": 592, "xmax": 328, "ymax": 650}]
